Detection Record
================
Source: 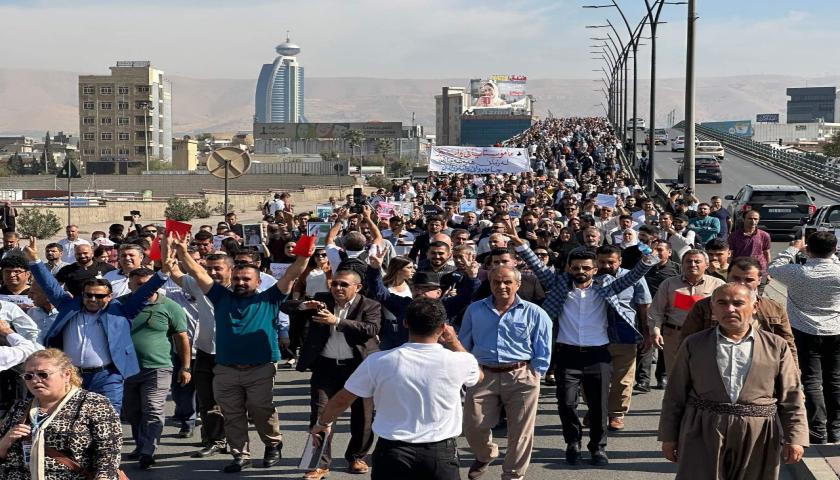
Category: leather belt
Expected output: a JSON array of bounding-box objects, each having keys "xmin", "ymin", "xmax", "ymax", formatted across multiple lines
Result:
[
  {"xmin": 556, "ymin": 343, "xmax": 609, "ymax": 352},
  {"xmin": 662, "ymin": 323, "xmax": 682, "ymax": 331},
  {"xmin": 480, "ymin": 361, "xmax": 529, "ymax": 373},
  {"xmin": 688, "ymin": 397, "xmax": 777, "ymax": 417},
  {"xmin": 78, "ymin": 363, "xmax": 112, "ymax": 374}
]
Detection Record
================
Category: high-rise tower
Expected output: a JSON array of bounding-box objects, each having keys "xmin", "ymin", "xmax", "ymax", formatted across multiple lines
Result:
[{"xmin": 255, "ymin": 33, "xmax": 305, "ymax": 123}]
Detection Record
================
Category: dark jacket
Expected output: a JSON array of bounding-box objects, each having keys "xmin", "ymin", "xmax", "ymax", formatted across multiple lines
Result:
[{"xmin": 295, "ymin": 292, "xmax": 381, "ymax": 372}]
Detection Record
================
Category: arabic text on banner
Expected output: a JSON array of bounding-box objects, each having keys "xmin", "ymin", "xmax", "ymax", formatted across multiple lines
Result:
[{"xmin": 429, "ymin": 146, "xmax": 531, "ymax": 174}]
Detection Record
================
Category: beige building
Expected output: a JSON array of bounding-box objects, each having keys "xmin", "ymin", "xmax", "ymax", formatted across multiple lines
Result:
[
  {"xmin": 78, "ymin": 61, "xmax": 172, "ymax": 173},
  {"xmin": 435, "ymin": 87, "xmax": 469, "ymax": 146},
  {"xmin": 172, "ymin": 137, "xmax": 198, "ymax": 170}
]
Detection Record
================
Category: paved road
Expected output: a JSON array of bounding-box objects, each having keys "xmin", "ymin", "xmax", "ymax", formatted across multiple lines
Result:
[{"xmin": 122, "ymin": 368, "xmax": 678, "ymax": 479}]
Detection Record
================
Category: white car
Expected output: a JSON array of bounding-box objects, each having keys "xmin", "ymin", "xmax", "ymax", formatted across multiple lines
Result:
[
  {"xmin": 671, "ymin": 135, "xmax": 685, "ymax": 152},
  {"xmin": 696, "ymin": 140, "xmax": 725, "ymax": 159},
  {"xmin": 626, "ymin": 117, "xmax": 646, "ymax": 131}
]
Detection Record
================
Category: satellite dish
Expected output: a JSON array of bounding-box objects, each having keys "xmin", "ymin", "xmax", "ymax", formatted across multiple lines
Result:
[{"xmin": 206, "ymin": 147, "xmax": 251, "ymax": 179}]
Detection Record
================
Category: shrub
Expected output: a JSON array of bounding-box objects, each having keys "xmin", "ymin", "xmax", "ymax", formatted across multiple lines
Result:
[
  {"xmin": 366, "ymin": 174, "xmax": 392, "ymax": 189},
  {"xmin": 164, "ymin": 198, "xmax": 196, "ymax": 221},
  {"xmin": 192, "ymin": 199, "xmax": 212, "ymax": 219},
  {"xmin": 16, "ymin": 208, "xmax": 63, "ymax": 239}
]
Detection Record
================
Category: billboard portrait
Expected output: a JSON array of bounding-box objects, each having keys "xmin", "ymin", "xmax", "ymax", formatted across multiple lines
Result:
[{"xmin": 473, "ymin": 81, "xmax": 507, "ymax": 107}]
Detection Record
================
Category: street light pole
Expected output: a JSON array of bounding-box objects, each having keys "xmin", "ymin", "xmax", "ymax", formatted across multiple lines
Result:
[{"xmin": 684, "ymin": 0, "xmax": 697, "ymax": 190}]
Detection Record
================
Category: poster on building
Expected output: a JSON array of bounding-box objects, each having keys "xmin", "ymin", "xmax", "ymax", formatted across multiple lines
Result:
[
  {"xmin": 756, "ymin": 113, "xmax": 780, "ymax": 123},
  {"xmin": 701, "ymin": 120, "xmax": 753, "ymax": 138},
  {"xmin": 490, "ymin": 74, "xmax": 527, "ymax": 101},
  {"xmin": 429, "ymin": 146, "xmax": 531, "ymax": 174},
  {"xmin": 254, "ymin": 122, "xmax": 403, "ymax": 140},
  {"xmin": 471, "ymin": 75, "xmax": 527, "ymax": 108}
]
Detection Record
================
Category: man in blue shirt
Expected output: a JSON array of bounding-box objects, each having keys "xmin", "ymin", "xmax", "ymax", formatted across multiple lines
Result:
[
  {"xmin": 168, "ymin": 234, "xmax": 312, "ymax": 473},
  {"xmin": 459, "ymin": 265, "xmax": 552, "ymax": 480},
  {"xmin": 688, "ymin": 203, "xmax": 721, "ymax": 245}
]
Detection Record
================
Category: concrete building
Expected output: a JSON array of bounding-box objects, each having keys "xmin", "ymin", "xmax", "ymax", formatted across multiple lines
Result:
[
  {"xmin": 460, "ymin": 115, "xmax": 534, "ymax": 147},
  {"xmin": 172, "ymin": 138, "xmax": 198, "ymax": 170},
  {"xmin": 435, "ymin": 87, "xmax": 470, "ymax": 146},
  {"xmin": 787, "ymin": 86, "xmax": 839, "ymax": 123},
  {"xmin": 753, "ymin": 120, "xmax": 840, "ymax": 146},
  {"xmin": 255, "ymin": 35, "xmax": 305, "ymax": 123},
  {"xmin": 78, "ymin": 61, "xmax": 172, "ymax": 172}
]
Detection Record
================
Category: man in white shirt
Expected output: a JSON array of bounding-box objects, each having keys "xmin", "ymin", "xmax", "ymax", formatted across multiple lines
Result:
[
  {"xmin": 0, "ymin": 299, "xmax": 40, "ymax": 344},
  {"xmin": 103, "ymin": 244, "xmax": 145, "ymax": 296},
  {"xmin": 268, "ymin": 193, "xmax": 285, "ymax": 216},
  {"xmin": 0, "ymin": 319, "xmax": 40, "ymax": 371},
  {"xmin": 57, "ymin": 225, "xmax": 91, "ymax": 264},
  {"xmin": 312, "ymin": 297, "xmax": 480, "ymax": 480}
]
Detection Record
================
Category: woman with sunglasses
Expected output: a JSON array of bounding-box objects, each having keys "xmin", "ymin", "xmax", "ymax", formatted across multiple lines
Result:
[{"xmin": 0, "ymin": 349, "xmax": 122, "ymax": 480}]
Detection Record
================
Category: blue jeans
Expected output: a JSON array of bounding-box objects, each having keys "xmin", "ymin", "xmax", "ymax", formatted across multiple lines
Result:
[
  {"xmin": 82, "ymin": 364, "xmax": 124, "ymax": 414},
  {"xmin": 171, "ymin": 355, "xmax": 196, "ymax": 428}
]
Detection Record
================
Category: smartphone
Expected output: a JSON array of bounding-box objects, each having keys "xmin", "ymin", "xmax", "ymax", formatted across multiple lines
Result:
[
  {"xmin": 123, "ymin": 216, "xmax": 133, "ymax": 221},
  {"xmin": 130, "ymin": 210, "xmax": 141, "ymax": 216}
]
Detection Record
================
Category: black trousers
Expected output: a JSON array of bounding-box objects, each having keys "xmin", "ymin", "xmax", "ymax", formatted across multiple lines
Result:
[
  {"xmin": 194, "ymin": 349, "xmax": 225, "ymax": 447},
  {"xmin": 793, "ymin": 329, "xmax": 840, "ymax": 439},
  {"xmin": 555, "ymin": 343, "xmax": 612, "ymax": 452},
  {"xmin": 371, "ymin": 437, "xmax": 460, "ymax": 480},
  {"xmin": 636, "ymin": 346, "xmax": 666, "ymax": 385},
  {"xmin": 310, "ymin": 356, "xmax": 374, "ymax": 468}
]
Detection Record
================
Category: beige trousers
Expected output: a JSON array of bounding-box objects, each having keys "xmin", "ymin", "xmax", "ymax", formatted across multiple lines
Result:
[
  {"xmin": 213, "ymin": 363, "xmax": 282, "ymax": 457},
  {"xmin": 463, "ymin": 365, "xmax": 541, "ymax": 480},
  {"xmin": 607, "ymin": 343, "xmax": 638, "ymax": 418}
]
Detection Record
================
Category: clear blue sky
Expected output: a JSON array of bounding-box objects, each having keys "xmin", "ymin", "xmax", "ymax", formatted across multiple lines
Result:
[{"xmin": 1, "ymin": 0, "xmax": 837, "ymax": 79}]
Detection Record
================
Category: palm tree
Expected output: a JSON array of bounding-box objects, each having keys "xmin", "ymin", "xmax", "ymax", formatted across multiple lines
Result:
[{"xmin": 342, "ymin": 129, "xmax": 366, "ymax": 172}]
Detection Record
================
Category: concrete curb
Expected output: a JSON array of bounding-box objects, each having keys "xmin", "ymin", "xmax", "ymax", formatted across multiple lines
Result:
[{"xmin": 785, "ymin": 456, "xmax": 838, "ymax": 480}]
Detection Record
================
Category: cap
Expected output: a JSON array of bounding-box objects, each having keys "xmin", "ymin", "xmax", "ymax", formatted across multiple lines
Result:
[{"xmin": 412, "ymin": 271, "xmax": 441, "ymax": 288}]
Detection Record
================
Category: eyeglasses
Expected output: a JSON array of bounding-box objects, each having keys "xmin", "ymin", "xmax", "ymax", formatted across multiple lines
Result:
[
  {"xmin": 83, "ymin": 292, "xmax": 109, "ymax": 299},
  {"xmin": 535, "ymin": 252, "xmax": 549, "ymax": 257},
  {"xmin": 4, "ymin": 269, "xmax": 27, "ymax": 276},
  {"xmin": 315, "ymin": 253, "xmax": 328, "ymax": 258},
  {"xmin": 330, "ymin": 281, "xmax": 359, "ymax": 288},
  {"xmin": 21, "ymin": 370, "xmax": 58, "ymax": 382}
]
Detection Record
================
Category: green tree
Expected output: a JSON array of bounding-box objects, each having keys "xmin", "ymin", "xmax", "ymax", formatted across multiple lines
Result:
[
  {"xmin": 367, "ymin": 174, "xmax": 392, "ymax": 189},
  {"xmin": 16, "ymin": 208, "xmax": 62, "ymax": 239},
  {"xmin": 825, "ymin": 132, "xmax": 840, "ymax": 158},
  {"xmin": 164, "ymin": 198, "xmax": 196, "ymax": 221},
  {"xmin": 342, "ymin": 129, "xmax": 365, "ymax": 159},
  {"xmin": 374, "ymin": 138, "xmax": 393, "ymax": 157}
]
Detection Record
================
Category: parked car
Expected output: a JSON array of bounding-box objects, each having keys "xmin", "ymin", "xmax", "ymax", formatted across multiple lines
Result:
[
  {"xmin": 677, "ymin": 155, "xmax": 722, "ymax": 184},
  {"xmin": 696, "ymin": 140, "xmax": 725, "ymax": 160},
  {"xmin": 798, "ymin": 204, "xmax": 840, "ymax": 244},
  {"xmin": 671, "ymin": 135, "xmax": 685, "ymax": 152},
  {"xmin": 726, "ymin": 184, "xmax": 817, "ymax": 236}
]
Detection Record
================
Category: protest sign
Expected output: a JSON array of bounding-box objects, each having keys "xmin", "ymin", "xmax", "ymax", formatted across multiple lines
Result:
[
  {"xmin": 459, "ymin": 199, "xmax": 477, "ymax": 213},
  {"xmin": 376, "ymin": 202, "xmax": 397, "ymax": 220},
  {"xmin": 165, "ymin": 219, "xmax": 192, "ymax": 239},
  {"xmin": 632, "ymin": 210, "xmax": 646, "ymax": 224},
  {"xmin": 509, "ymin": 203, "xmax": 525, "ymax": 218},
  {"xmin": 307, "ymin": 222, "xmax": 332, "ymax": 247},
  {"xmin": 292, "ymin": 235, "xmax": 317, "ymax": 256},
  {"xmin": 269, "ymin": 263, "xmax": 291, "ymax": 280},
  {"xmin": 429, "ymin": 146, "xmax": 531, "ymax": 174},
  {"xmin": 315, "ymin": 204, "xmax": 334, "ymax": 220},
  {"xmin": 243, "ymin": 224, "xmax": 263, "ymax": 247},
  {"xmin": 594, "ymin": 194, "xmax": 617, "ymax": 209}
]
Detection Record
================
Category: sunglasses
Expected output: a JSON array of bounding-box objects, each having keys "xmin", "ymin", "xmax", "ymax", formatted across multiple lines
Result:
[
  {"xmin": 535, "ymin": 252, "xmax": 550, "ymax": 257},
  {"xmin": 315, "ymin": 253, "xmax": 328, "ymax": 258},
  {"xmin": 21, "ymin": 370, "xmax": 58, "ymax": 382},
  {"xmin": 143, "ymin": 229, "xmax": 158, "ymax": 234},
  {"xmin": 83, "ymin": 292, "xmax": 109, "ymax": 299},
  {"xmin": 330, "ymin": 281, "xmax": 358, "ymax": 288}
]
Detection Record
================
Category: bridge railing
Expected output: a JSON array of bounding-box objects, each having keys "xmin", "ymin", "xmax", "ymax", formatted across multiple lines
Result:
[{"xmin": 673, "ymin": 121, "xmax": 840, "ymax": 192}]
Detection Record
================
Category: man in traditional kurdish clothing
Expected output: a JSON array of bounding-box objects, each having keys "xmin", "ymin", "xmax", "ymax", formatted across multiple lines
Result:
[{"xmin": 658, "ymin": 283, "xmax": 807, "ymax": 479}]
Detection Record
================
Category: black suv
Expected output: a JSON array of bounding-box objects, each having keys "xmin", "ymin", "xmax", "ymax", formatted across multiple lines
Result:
[{"xmin": 726, "ymin": 184, "xmax": 816, "ymax": 236}]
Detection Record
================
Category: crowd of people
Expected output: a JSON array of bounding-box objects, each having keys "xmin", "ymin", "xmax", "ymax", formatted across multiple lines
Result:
[{"xmin": 0, "ymin": 116, "xmax": 833, "ymax": 479}]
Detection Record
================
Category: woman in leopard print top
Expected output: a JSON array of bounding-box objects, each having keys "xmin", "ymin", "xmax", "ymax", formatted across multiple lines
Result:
[{"xmin": 0, "ymin": 349, "xmax": 122, "ymax": 479}]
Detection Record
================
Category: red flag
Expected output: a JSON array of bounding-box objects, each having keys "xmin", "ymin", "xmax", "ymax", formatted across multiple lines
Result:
[
  {"xmin": 149, "ymin": 235, "xmax": 162, "ymax": 261},
  {"xmin": 165, "ymin": 218, "xmax": 192, "ymax": 239},
  {"xmin": 292, "ymin": 235, "xmax": 316, "ymax": 257},
  {"xmin": 674, "ymin": 291, "xmax": 704, "ymax": 311}
]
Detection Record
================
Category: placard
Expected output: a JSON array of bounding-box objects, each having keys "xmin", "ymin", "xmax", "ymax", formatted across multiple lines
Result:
[
  {"xmin": 376, "ymin": 201, "xmax": 398, "ymax": 220},
  {"xmin": 459, "ymin": 199, "xmax": 477, "ymax": 213},
  {"xmin": 631, "ymin": 210, "xmax": 646, "ymax": 224},
  {"xmin": 269, "ymin": 263, "xmax": 291, "ymax": 280},
  {"xmin": 242, "ymin": 224, "xmax": 263, "ymax": 247},
  {"xmin": 429, "ymin": 146, "xmax": 531, "ymax": 174},
  {"xmin": 509, "ymin": 203, "xmax": 525, "ymax": 218},
  {"xmin": 423, "ymin": 204, "xmax": 441, "ymax": 217},
  {"xmin": 595, "ymin": 194, "xmax": 617, "ymax": 209},
  {"xmin": 307, "ymin": 222, "xmax": 332, "ymax": 248},
  {"xmin": 315, "ymin": 204, "xmax": 334, "ymax": 220}
]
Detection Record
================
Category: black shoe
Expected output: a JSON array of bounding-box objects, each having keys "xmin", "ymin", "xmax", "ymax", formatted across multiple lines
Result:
[
  {"xmin": 810, "ymin": 431, "xmax": 828, "ymax": 445},
  {"xmin": 544, "ymin": 372, "xmax": 556, "ymax": 386},
  {"xmin": 829, "ymin": 432, "xmax": 840, "ymax": 444},
  {"xmin": 262, "ymin": 443, "xmax": 282, "ymax": 468},
  {"xmin": 138, "ymin": 454, "xmax": 155, "ymax": 470},
  {"xmin": 177, "ymin": 425, "xmax": 195, "ymax": 438},
  {"xmin": 633, "ymin": 382, "xmax": 651, "ymax": 393},
  {"xmin": 126, "ymin": 449, "xmax": 141, "ymax": 461},
  {"xmin": 565, "ymin": 443, "xmax": 581, "ymax": 465},
  {"xmin": 590, "ymin": 449, "xmax": 609, "ymax": 466},
  {"xmin": 223, "ymin": 457, "xmax": 252, "ymax": 473},
  {"xmin": 467, "ymin": 459, "xmax": 491, "ymax": 479},
  {"xmin": 192, "ymin": 444, "xmax": 225, "ymax": 458},
  {"xmin": 653, "ymin": 378, "xmax": 668, "ymax": 390}
]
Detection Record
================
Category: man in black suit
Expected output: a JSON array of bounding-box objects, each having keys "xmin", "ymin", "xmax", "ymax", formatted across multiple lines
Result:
[{"xmin": 296, "ymin": 268, "xmax": 381, "ymax": 479}]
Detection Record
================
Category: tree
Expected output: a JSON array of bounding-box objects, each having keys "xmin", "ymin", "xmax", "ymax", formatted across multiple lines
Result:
[
  {"xmin": 374, "ymin": 138, "xmax": 393, "ymax": 157},
  {"xmin": 16, "ymin": 208, "xmax": 62, "ymax": 239},
  {"xmin": 825, "ymin": 132, "xmax": 840, "ymax": 158},
  {"xmin": 342, "ymin": 130, "xmax": 365, "ymax": 159}
]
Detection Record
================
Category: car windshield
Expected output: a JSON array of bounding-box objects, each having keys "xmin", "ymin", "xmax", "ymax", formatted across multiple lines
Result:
[
  {"xmin": 655, "ymin": 129, "xmax": 667, "ymax": 134},
  {"xmin": 750, "ymin": 191, "xmax": 810, "ymax": 203}
]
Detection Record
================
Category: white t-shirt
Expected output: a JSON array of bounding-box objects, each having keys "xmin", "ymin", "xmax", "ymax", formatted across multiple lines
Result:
[{"xmin": 344, "ymin": 342, "xmax": 480, "ymax": 443}]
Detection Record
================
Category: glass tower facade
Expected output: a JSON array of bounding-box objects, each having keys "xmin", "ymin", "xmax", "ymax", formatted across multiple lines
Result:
[{"xmin": 255, "ymin": 37, "xmax": 305, "ymax": 123}]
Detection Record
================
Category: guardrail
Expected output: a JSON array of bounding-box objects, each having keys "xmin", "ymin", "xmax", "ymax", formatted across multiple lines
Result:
[{"xmin": 673, "ymin": 121, "xmax": 840, "ymax": 192}]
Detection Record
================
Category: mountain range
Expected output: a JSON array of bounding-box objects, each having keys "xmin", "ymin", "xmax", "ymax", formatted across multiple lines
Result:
[{"xmin": 0, "ymin": 68, "xmax": 837, "ymax": 137}]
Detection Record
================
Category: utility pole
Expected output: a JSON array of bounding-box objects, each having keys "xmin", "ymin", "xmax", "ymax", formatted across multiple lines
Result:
[{"xmin": 684, "ymin": 0, "xmax": 696, "ymax": 190}]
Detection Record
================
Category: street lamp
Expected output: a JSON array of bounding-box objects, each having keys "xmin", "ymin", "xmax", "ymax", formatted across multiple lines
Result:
[{"xmin": 138, "ymin": 100, "xmax": 155, "ymax": 173}]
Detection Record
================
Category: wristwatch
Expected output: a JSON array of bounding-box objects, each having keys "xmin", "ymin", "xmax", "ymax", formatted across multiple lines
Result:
[
  {"xmin": 181, "ymin": 367, "xmax": 192, "ymax": 373},
  {"xmin": 316, "ymin": 417, "xmax": 332, "ymax": 428}
]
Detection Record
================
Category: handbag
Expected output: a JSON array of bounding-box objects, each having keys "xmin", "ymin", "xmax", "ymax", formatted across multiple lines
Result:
[{"xmin": 45, "ymin": 447, "xmax": 129, "ymax": 480}]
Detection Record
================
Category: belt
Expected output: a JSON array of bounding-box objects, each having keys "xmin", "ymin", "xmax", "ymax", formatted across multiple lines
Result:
[
  {"xmin": 78, "ymin": 363, "xmax": 112, "ymax": 374},
  {"xmin": 480, "ymin": 361, "xmax": 529, "ymax": 373},
  {"xmin": 662, "ymin": 323, "xmax": 682, "ymax": 331},
  {"xmin": 221, "ymin": 363, "xmax": 263, "ymax": 370},
  {"xmin": 688, "ymin": 397, "xmax": 777, "ymax": 417},
  {"xmin": 556, "ymin": 343, "xmax": 609, "ymax": 352},
  {"xmin": 318, "ymin": 355, "xmax": 356, "ymax": 367}
]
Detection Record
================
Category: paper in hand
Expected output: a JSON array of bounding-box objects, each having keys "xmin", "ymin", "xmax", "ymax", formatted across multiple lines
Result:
[
  {"xmin": 292, "ymin": 235, "xmax": 317, "ymax": 256},
  {"xmin": 299, "ymin": 431, "xmax": 332, "ymax": 470}
]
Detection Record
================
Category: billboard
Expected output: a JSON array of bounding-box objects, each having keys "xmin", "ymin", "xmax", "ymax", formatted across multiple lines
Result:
[
  {"xmin": 701, "ymin": 120, "xmax": 754, "ymax": 138},
  {"xmin": 756, "ymin": 113, "xmax": 780, "ymax": 123},
  {"xmin": 472, "ymin": 75, "xmax": 527, "ymax": 108},
  {"xmin": 254, "ymin": 122, "xmax": 403, "ymax": 140}
]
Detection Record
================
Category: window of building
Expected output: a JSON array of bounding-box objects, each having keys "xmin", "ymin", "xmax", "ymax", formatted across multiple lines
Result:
[
  {"xmin": 83, "ymin": 102, "xmax": 95, "ymax": 110},
  {"xmin": 118, "ymin": 86, "xmax": 129, "ymax": 95},
  {"xmin": 101, "ymin": 148, "xmax": 112, "ymax": 155},
  {"xmin": 82, "ymin": 86, "xmax": 95, "ymax": 95},
  {"xmin": 118, "ymin": 132, "xmax": 130, "ymax": 141},
  {"xmin": 118, "ymin": 147, "xmax": 130, "ymax": 155},
  {"xmin": 83, "ymin": 148, "xmax": 96, "ymax": 156},
  {"xmin": 135, "ymin": 116, "xmax": 148, "ymax": 125},
  {"xmin": 135, "ymin": 146, "xmax": 147, "ymax": 155},
  {"xmin": 100, "ymin": 102, "xmax": 112, "ymax": 110},
  {"xmin": 136, "ymin": 85, "xmax": 150, "ymax": 94},
  {"xmin": 118, "ymin": 101, "xmax": 129, "ymax": 110},
  {"xmin": 118, "ymin": 117, "xmax": 130, "ymax": 125},
  {"xmin": 82, "ymin": 117, "xmax": 95, "ymax": 125},
  {"xmin": 101, "ymin": 132, "xmax": 113, "ymax": 140},
  {"xmin": 83, "ymin": 133, "xmax": 95, "ymax": 140},
  {"xmin": 100, "ymin": 117, "xmax": 112, "ymax": 125},
  {"xmin": 99, "ymin": 86, "xmax": 113, "ymax": 94}
]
